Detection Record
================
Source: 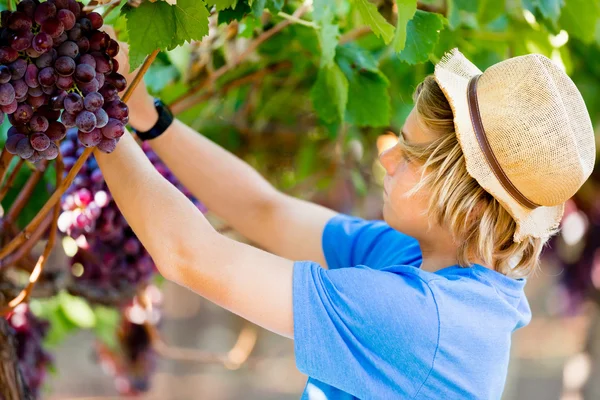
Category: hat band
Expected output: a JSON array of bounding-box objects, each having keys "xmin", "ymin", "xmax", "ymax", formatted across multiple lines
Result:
[{"xmin": 467, "ymin": 74, "xmax": 540, "ymax": 210}]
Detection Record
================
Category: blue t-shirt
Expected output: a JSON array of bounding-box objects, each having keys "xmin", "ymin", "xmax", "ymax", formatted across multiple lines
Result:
[{"xmin": 292, "ymin": 214, "xmax": 531, "ymax": 399}]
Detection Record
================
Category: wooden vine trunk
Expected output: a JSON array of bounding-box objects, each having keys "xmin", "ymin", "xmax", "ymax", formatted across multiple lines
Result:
[{"xmin": 0, "ymin": 318, "xmax": 32, "ymax": 400}]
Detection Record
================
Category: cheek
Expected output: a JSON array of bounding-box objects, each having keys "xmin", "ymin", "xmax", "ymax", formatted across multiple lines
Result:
[{"xmin": 385, "ymin": 166, "xmax": 431, "ymax": 229}]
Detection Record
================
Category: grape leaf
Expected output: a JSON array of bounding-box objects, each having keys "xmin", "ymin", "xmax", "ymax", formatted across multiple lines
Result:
[
  {"xmin": 477, "ymin": 0, "xmax": 506, "ymax": 25},
  {"xmin": 319, "ymin": 22, "xmax": 340, "ymax": 67},
  {"xmin": 169, "ymin": 0, "xmax": 210, "ymax": 50},
  {"xmin": 447, "ymin": 0, "xmax": 478, "ymax": 29},
  {"xmin": 393, "ymin": 0, "xmax": 418, "ymax": 52},
  {"xmin": 310, "ymin": 64, "xmax": 349, "ymax": 123},
  {"xmin": 345, "ymin": 69, "xmax": 390, "ymax": 126},
  {"xmin": 218, "ymin": 2, "xmax": 252, "ymax": 24},
  {"xmin": 59, "ymin": 291, "xmax": 96, "ymax": 329},
  {"xmin": 352, "ymin": 0, "xmax": 395, "ymax": 44},
  {"xmin": 398, "ymin": 10, "xmax": 446, "ymax": 64},
  {"xmin": 266, "ymin": 0, "xmax": 284, "ymax": 12},
  {"xmin": 559, "ymin": 0, "xmax": 600, "ymax": 44},
  {"xmin": 537, "ymin": 0, "xmax": 564, "ymax": 23},
  {"xmin": 251, "ymin": 0, "xmax": 266, "ymax": 17},
  {"xmin": 336, "ymin": 43, "xmax": 379, "ymax": 72},
  {"xmin": 206, "ymin": 0, "xmax": 237, "ymax": 11}
]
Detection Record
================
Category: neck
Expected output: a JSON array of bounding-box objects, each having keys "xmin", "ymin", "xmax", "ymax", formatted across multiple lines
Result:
[{"xmin": 418, "ymin": 237, "xmax": 487, "ymax": 273}]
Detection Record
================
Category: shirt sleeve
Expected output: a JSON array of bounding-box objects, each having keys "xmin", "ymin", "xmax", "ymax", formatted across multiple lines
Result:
[
  {"xmin": 293, "ymin": 261, "xmax": 440, "ymax": 399},
  {"xmin": 323, "ymin": 214, "xmax": 421, "ymax": 270}
]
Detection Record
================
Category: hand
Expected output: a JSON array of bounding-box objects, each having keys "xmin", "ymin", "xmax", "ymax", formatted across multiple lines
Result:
[{"xmin": 104, "ymin": 26, "xmax": 158, "ymax": 132}]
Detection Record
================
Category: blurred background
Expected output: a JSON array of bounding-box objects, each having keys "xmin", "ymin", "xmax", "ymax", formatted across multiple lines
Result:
[{"xmin": 1, "ymin": 0, "xmax": 600, "ymax": 399}]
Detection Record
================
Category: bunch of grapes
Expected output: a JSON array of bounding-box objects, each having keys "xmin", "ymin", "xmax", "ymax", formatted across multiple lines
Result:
[
  {"xmin": 1, "ymin": 0, "xmax": 128, "ymax": 162},
  {"xmin": 59, "ymin": 130, "xmax": 206, "ymax": 302},
  {"xmin": 5, "ymin": 303, "xmax": 52, "ymax": 399}
]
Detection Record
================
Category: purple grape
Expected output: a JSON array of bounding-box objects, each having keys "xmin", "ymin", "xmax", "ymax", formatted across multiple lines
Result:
[
  {"xmin": 78, "ymin": 128, "xmax": 102, "ymax": 147},
  {"xmin": 57, "ymin": 9, "xmax": 75, "ymax": 30},
  {"xmin": 28, "ymin": 86, "xmax": 43, "ymax": 97},
  {"xmin": 68, "ymin": 0, "xmax": 81, "ymax": 18},
  {"xmin": 88, "ymin": 12, "xmax": 104, "ymax": 29},
  {"xmin": 32, "ymin": 32, "xmax": 53, "ymax": 54},
  {"xmin": 79, "ymin": 17, "xmax": 92, "ymax": 32},
  {"xmin": 53, "ymin": 0, "xmax": 70, "ymax": 10},
  {"xmin": 84, "ymin": 92, "xmax": 104, "ymax": 112},
  {"xmin": 89, "ymin": 32, "xmax": 109, "ymax": 52},
  {"xmin": 0, "ymin": 46, "xmax": 19, "ymax": 63},
  {"xmin": 101, "ymin": 119, "xmax": 125, "ymax": 139},
  {"xmin": 55, "ymin": 56, "xmax": 76, "ymax": 76},
  {"xmin": 94, "ymin": 108, "xmax": 108, "ymax": 128},
  {"xmin": 34, "ymin": 2, "xmax": 57, "ymax": 25},
  {"xmin": 17, "ymin": 0, "xmax": 37, "ymax": 18},
  {"xmin": 12, "ymin": 79, "xmax": 28, "ymax": 98},
  {"xmin": 95, "ymin": 73, "xmax": 105, "ymax": 89},
  {"xmin": 16, "ymin": 137, "xmax": 35, "ymax": 159},
  {"xmin": 54, "ymin": 32, "xmax": 68, "ymax": 47},
  {"xmin": 64, "ymin": 93, "xmax": 83, "ymax": 113},
  {"xmin": 25, "ymin": 47, "xmax": 42, "ymax": 58},
  {"xmin": 36, "ymin": 53, "xmax": 55, "ymax": 69},
  {"xmin": 110, "ymin": 57, "xmax": 120, "ymax": 74},
  {"xmin": 27, "ymin": 94, "xmax": 47, "ymax": 109},
  {"xmin": 104, "ymin": 100, "xmax": 128, "ymax": 121},
  {"xmin": 9, "ymin": 30, "xmax": 33, "ymax": 51},
  {"xmin": 25, "ymin": 64, "xmax": 40, "ymax": 88},
  {"xmin": 75, "ymin": 64, "xmax": 95, "ymax": 83},
  {"xmin": 14, "ymin": 104, "xmax": 33, "ymax": 123},
  {"xmin": 80, "ymin": 54, "xmax": 97, "ymax": 69},
  {"xmin": 56, "ymin": 75, "xmax": 74, "ymax": 90},
  {"xmin": 97, "ymin": 138, "xmax": 117, "ymax": 153},
  {"xmin": 57, "ymin": 41, "xmax": 78, "ymax": 58},
  {"xmin": 41, "ymin": 85, "xmax": 54, "ymax": 95},
  {"xmin": 40, "ymin": 142, "xmax": 59, "ymax": 160},
  {"xmin": 8, "ymin": 12, "xmax": 33, "ymax": 31},
  {"xmin": 50, "ymin": 91, "xmax": 67, "ymax": 110},
  {"xmin": 38, "ymin": 67, "xmax": 57, "ymax": 87},
  {"xmin": 99, "ymin": 84, "xmax": 119, "ymax": 103},
  {"xmin": 0, "ymin": 65, "xmax": 10, "ymax": 84},
  {"xmin": 61, "ymin": 110, "xmax": 76, "ymax": 127},
  {"xmin": 30, "ymin": 133, "xmax": 51, "ymax": 151},
  {"xmin": 76, "ymin": 111, "xmax": 96, "ymax": 133},
  {"xmin": 8, "ymin": 59, "xmax": 27, "ymax": 81},
  {"xmin": 106, "ymin": 73, "xmax": 127, "ymax": 92},
  {"xmin": 5, "ymin": 133, "xmax": 26, "ymax": 154},
  {"xmin": 106, "ymin": 40, "xmax": 120, "ymax": 58},
  {"xmin": 0, "ymin": 83, "xmax": 16, "ymax": 106},
  {"xmin": 46, "ymin": 121, "xmax": 67, "ymax": 141},
  {"xmin": 93, "ymin": 54, "xmax": 111, "ymax": 74},
  {"xmin": 37, "ymin": 105, "xmax": 61, "ymax": 122},
  {"xmin": 67, "ymin": 23, "xmax": 82, "ymax": 41},
  {"xmin": 42, "ymin": 17, "xmax": 65, "ymax": 38},
  {"xmin": 77, "ymin": 37, "xmax": 90, "ymax": 53},
  {"xmin": 1, "ymin": 99, "xmax": 18, "ymax": 114},
  {"xmin": 79, "ymin": 79, "xmax": 99, "ymax": 95},
  {"xmin": 29, "ymin": 115, "xmax": 49, "ymax": 132}
]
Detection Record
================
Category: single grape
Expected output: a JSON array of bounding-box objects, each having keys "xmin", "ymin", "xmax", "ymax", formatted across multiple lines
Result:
[
  {"xmin": 75, "ymin": 63, "xmax": 95, "ymax": 83},
  {"xmin": 29, "ymin": 115, "xmax": 49, "ymax": 132},
  {"xmin": 56, "ymin": 75, "xmax": 74, "ymax": 90},
  {"xmin": 17, "ymin": 0, "xmax": 36, "ymax": 18},
  {"xmin": 74, "ymin": 188, "xmax": 93, "ymax": 207},
  {"xmin": 0, "ymin": 46, "xmax": 19, "ymax": 63},
  {"xmin": 14, "ymin": 104, "xmax": 33, "ymax": 123},
  {"xmin": 68, "ymin": 0, "xmax": 81, "ymax": 18},
  {"xmin": 12, "ymin": 79, "xmax": 28, "ymax": 98},
  {"xmin": 1, "ymin": 99, "xmax": 18, "ymax": 114},
  {"xmin": 106, "ymin": 73, "xmax": 127, "ymax": 92},
  {"xmin": 79, "ymin": 17, "xmax": 92, "ymax": 32},
  {"xmin": 41, "ymin": 85, "xmax": 55, "ymax": 95},
  {"xmin": 25, "ymin": 47, "xmax": 42, "ymax": 58},
  {"xmin": 84, "ymin": 92, "xmax": 103, "ymax": 112},
  {"xmin": 104, "ymin": 101, "xmax": 129, "ymax": 123},
  {"xmin": 61, "ymin": 110, "xmax": 76, "ymax": 127},
  {"xmin": 94, "ymin": 108, "xmax": 108, "ymax": 128},
  {"xmin": 77, "ymin": 37, "xmax": 90, "ymax": 53},
  {"xmin": 0, "ymin": 83, "xmax": 16, "ymax": 106},
  {"xmin": 0, "ymin": 65, "xmax": 10, "ymax": 84},
  {"xmin": 9, "ymin": 59, "xmax": 27, "ymax": 80},
  {"xmin": 104, "ymin": 39, "xmax": 119, "ymax": 58},
  {"xmin": 25, "ymin": 64, "xmax": 39, "ymax": 88},
  {"xmin": 37, "ymin": 105, "xmax": 61, "ymax": 121},
  {"xmin": 40, "ymin": 142, "xmax": 59, "ymax": 160},
  {"xmin": 57, "ymin": 41, "xmax": 78, "ymax": 58},
  {"xmin": 95, "ymin": 72, "xmax": 105, "ymax": 88},
  {"xmin": 101, "ymin": 119, "xmax": 125, "ymax": 139},
  {"xmin": 53, "ymin": 0, "xmax": 70, "ymax": 10},
  {"xmin": 46, "ymin": 121, "xmax": 67, "ymax": 141},
  {"xmin": 9, "ymin": 30, "xmax": 33, "ymax": 51},
  {"xmin": 27, "ymin": 94, "xmax": 47, "ymax": 109},
  {"xmin": 38, "ymin": 67, "xmax": 57, "ymax": 87},
  {"xmin": 33, "ymin": 32, "xmax": 53, "ymax": 54},
  {"xmin": 5, "ymin": 133, "xmax": 26, "ymax": 154},
  {"xmin": 34, "ymin": 2, "xmax": 57, "ymax": 25},
  {"xmin": 27, "ymin": 151, "xmax": 44, "ymax": 163},
  {"xmin": 64, "ymin": 93, "xmax": 83, "ymax": 113},
  {"xmin": 8, "ymin": 12, "xmax": 33, "ymax": 31},
  {"xmin": 42, "ymin": 18, "xmax": 64, "ymax": 38},
  {"xmin": 78, "ymin": 79, "xmax": 99, "ymax": 95},
  {"xmin": 30, "ymin": 133, "xmax": 51, "ymax": 151},
  {"xmin": 57, "ymin": 9, "xmax": 75, "ymax": 30},
  {"xmin": 50, "ymin": 91, "xmax": 67, "ymax": 110},
  {"xmin": 99, "ymin": 84, "xmax": 118, "ymax": 102},
  {"xmin": 36, "ymin": 53, "xmax": 55, "ymax": 69},
  {"xmin": 16, "ymin": 137, "xmax": 35, "ymax": 159},
  {"xmin": 87, "ymin": 12, "xmax": 103, "ymax": 29},
  {"xmin": 78, "ymin": 128, "xmax": 102, "ymax": 147},
  {"xmin": 89, "ymin": 32, "xmax": 109, "ymax": 52},
  {"xmin": 55, "ymin": 56, "xmax": 76, "ymax": 76},
  {"xmin": 110, "ymin": 57, "xmax": 120, "ymax": 74},
  {"xmin": 97, "ymin": 138, "xmax": 117, "ymax": 153},
  {"xmin": 93, "ymin": 54, "xmax": 111, "ymax": 74},
  {"xmin": 54, "ymin": 32, "xmax": 68, "ymax": 47},
  {"xmin": 0, "ymin": 10, "xmax": 9, "ymax": 26},
  {"xmin": 80, "ymin": 54, "xmax": 97, "ymax": 69},
  {"xmin": 28, "ymin": 86, "xmax": 43, "ymax": 97},
  {"xmin": 76, "ymin": 111, "xmax": 97, "ymax": 133}
]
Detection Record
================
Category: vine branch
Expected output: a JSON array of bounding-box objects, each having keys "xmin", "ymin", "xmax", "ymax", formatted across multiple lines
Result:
[
  {"xmin": 4, "ymin": 160, "xmax": 49, "ymax": 225},
  {"xmin": 0, "ymin": 149, "xmax": 15, "ymax": 187},
  {"xmin": 0, "ymin": 159, "xmax": 24, "ymax": 202}
]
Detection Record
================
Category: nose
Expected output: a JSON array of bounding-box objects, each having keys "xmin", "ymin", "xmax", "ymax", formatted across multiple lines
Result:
[{"xmin": 379, "ymin": 145, "xmax": 401, "ymax": 176}]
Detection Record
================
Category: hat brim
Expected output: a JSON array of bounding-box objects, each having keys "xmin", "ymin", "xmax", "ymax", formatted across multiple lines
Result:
[{"xmin": 433, "ymin": 48, "xmax": 564, "ymax": 243}]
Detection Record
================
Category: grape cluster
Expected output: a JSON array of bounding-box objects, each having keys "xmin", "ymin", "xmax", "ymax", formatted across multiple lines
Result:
[
  {"xmin": 59, "ymin": 130, "xmax": 206, "ymax": 301},
  {"xmin": 1, "ymin": 0, "xmax": 128, "ymax": 162},
  {"xmin": 6, "ymin": 303, "xmax": 52, "ymax": 399}
]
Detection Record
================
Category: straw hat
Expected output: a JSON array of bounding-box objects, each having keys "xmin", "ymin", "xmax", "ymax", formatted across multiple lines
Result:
[{"xmin": 434, "ymin": 48, "xmax": 596, "ymax": 243}]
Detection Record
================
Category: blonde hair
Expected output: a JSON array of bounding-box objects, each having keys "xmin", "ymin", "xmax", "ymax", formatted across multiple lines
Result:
[{"xmin": 400, "ymin": 75, "xmax": 547, "ymax": 278}]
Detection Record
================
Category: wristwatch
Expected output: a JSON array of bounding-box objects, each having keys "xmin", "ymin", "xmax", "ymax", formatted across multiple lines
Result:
[{"xmin": 131, "ymin": 98, "xmax": 174, "ymax": 141}]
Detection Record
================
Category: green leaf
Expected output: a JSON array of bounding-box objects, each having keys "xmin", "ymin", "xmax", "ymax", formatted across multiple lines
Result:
[
  {"xmin": 239, "ymin": 15, "xmax": 261, "ymax": 37},
  {"xmin": 477, "ymin": 0, "xmax": 506, "ymax": 25},
  {"xmin": 335, "ymin": 43, "xmax": 379, "ymax": 72},
  {"xmin": 218, "ymin": 2, "xmax": 252, "ymax": 24},
  {"xmin": 393, "ymin": 0, "xmax": 417, "ymax": 52},
  {"xmin": 319, "ymin": 22, "xmax": 340, "ymax": 67},
  {"xmin": 447, "ymin": 0, "xmax": 478, "ymax": 29},
  {"xmin": 93, "ymin": 306, "xmax": 120, "ymax": 351},
  {"xmin": 123, "ymin": 1, "xmax": 176, "ymax": 70},
  {"xmin": 350, "ymin": 169, "xmax": 368, "ymax": 195},
  {"xmin": 251, "ymin": 0, "xmax": 266, "ymax": 17},
  {"xmin": 169, "ymin": 0, "xmax": 210, "ymax": 50},
  {"xmin": 310, "ymin": 64, "xmax": 349, "ymax": 123},
  {"xmin": 537, "ymin": 0, "xmax": 564, "ymax": 23},
  {"xmin": 59, "ymin": 291, "xmax": 96, "ymax": 329},
  {"xmin": 398, "ymin": 10, "xmax": 445, "ymax": 64},
  {"xmin": 265, "ymin": 0, "xmax": 284, "ymax": 12},
  {"xmin": 207, "ymin": 0, "xmax": 237, "ymax": 11},
  {"xmin": 559, "ymin": 0, "xmax": 600, "ymax": 44},
  {"xmin": 352, "ymin": 0, "xmax": 395, "ymax": 44},
  {"xmin": 344, "ymin": 69, "xmax": 390, "ymax": 126}
]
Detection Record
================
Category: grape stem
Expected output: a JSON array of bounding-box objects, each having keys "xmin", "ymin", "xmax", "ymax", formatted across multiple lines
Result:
[
  {"xmin": 0, "ymin": 212, "xmax": 53, "ymax": 270},
  {"xmin": 0, "ymin": 148, "xmax": 15, "ymax": 187},
  {"xmin": 0, "ymin": 51, "xmax": 159, "ymax": 262},
  {"xmin": 0, "ymin": 151, "xmax": 63, "ymax": 316},
  {"xmin": 0, "ymin": 158, "xmax": 24, "ymax": 202}
]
